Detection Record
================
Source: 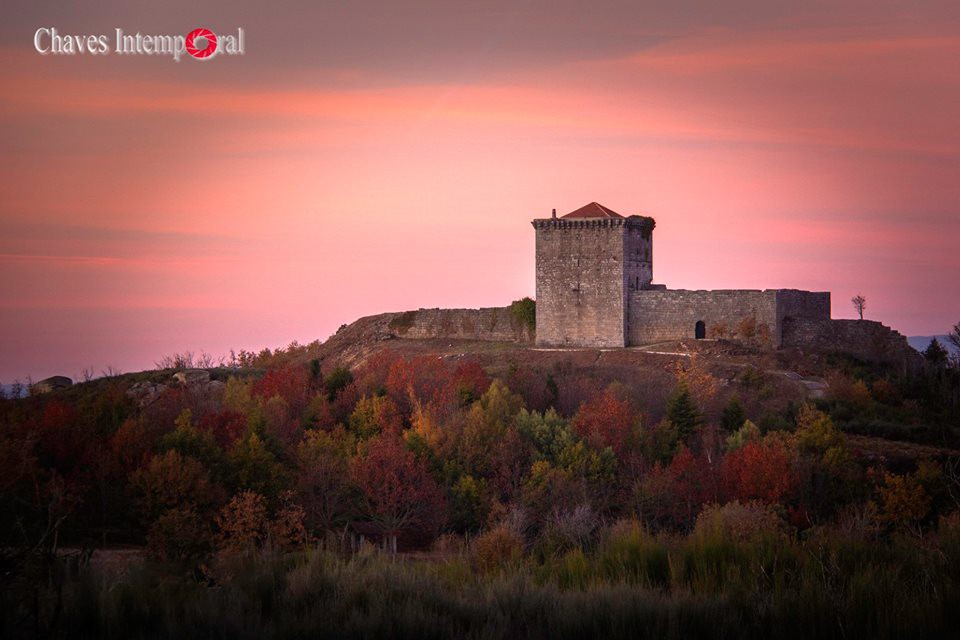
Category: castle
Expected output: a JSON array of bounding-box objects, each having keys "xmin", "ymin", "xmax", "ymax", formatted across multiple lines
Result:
[
  {"xmin": 532, "ymin": 202, "xmax": 916, "ymax": 366},
  {"xmin": 340, "ymin": 201, "xmax": 918, "ymax": 371}
]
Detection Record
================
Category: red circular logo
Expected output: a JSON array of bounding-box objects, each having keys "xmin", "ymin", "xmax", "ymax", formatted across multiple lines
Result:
[{"xmin": 185, "ymin": 28, "xmax": 217, "ymax": 59}]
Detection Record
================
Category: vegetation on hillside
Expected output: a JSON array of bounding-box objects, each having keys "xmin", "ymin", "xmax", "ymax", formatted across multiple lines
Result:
[{"xmin": 1, "ymin": 339, "xmax": 959, "ymax": 638}]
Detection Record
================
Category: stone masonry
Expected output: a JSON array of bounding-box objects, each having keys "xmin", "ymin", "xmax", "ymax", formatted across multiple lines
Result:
[
  {"xmin": 532, "ymin": 202, "xmax": 915, "ymax": 367},
  {"xmin": 533, "ymin": 203, "xmax": 655, "ymax": 347}
]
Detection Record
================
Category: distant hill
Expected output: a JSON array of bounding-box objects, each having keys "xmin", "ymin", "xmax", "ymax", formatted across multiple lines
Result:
[
  {"xmin": 909, "ymin": 335, "xmax": 959, "ymax": 355},
  {"xmin": 1, "ymin": 383, "xmax": 28, "ymax": 398}
]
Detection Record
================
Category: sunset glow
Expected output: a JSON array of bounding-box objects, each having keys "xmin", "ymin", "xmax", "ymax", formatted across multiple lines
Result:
[{"xmin": 2, "ymin": 1, "xmax": 959, "ymax": 380}]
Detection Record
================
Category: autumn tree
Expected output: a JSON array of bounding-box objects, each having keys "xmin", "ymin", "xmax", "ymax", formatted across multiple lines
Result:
[
  {"xmin": 348, "ymin": 394, "xmax": 403, "ymax": 439},
  {"xmin": 130, "ymin": 450, "xmax": 218, "ymax": 523},
  {"xmin": 795, "ymin": 405, "xmax": 862, "ymax": 517},
  {"xmin": 724, "ymin": 420, "xmax": 761, "ymax": 453},
  {"xmin": 130, "ymin": 450, "xmax": 221, "ymax": 560},
  {"xmin": 160, "ymin": 409, "xmax": 223, "ymax": 473},
  {"xmin": 635, "ymin": 445, "xmax": 719, "ymax": 529},
  {"xmin": 253, "ymin": 365, "xmax": 311, "ymax": 413},
  {"xmin": 198, "ymin": 409, "xmax": 248, "ymax": 449},
  {"xmin": 520, "ymin": 440, "xmax": 616, "ymax": 533},
  {"xmin": 302, "ymin": 392, "xmax": 337, "ymax": 430},
  {"xmin": 351, "ymin": 434, "xmax": 446, "ymax": 551},
  {"xmin": 295, "ymin": 428, "xmax": 355, "ymax": 535},
  {"xmin": 37, "ymin": 400, "xmax": 83, "ymax": 471},
  {"xmin": 722, "ymin": 434, "xmax": 799, "ymax": 505},
  {"xmin": 215, "ymin": 490, "xmax": 307, "ymax": 561},
  {"xmin": 572, "ymin": 388, "xmax": 638, "ymax": 457},
  {"xmin": 877, "ymin": 472, "xmax": 931, "ymax": 530},
  {"xmin": 449, "ymin": 474, "xmax": 488, "ymax": 532},
  {"xmin": 640, "ymin": 419, "xmax": 680, "ymax": 465},
  {"xmin": 227, "ymin": 433, "xmax": 288, "ymax": 501},
  {"xmin": 452, "ymin": 380, "xmax": 526, "ymax": 483}
]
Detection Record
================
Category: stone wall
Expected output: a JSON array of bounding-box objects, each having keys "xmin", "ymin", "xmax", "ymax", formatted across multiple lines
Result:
[
  {"xmin": 775, "ymin": 290, "xmax": 831, "ymax": 343},
  {"xmin": 782, "ymin": 317, "xmax": 920, "ymax": 370},
  {"xmin": 627, "ymin": 289, "xmax": 780, "ymax": 345},
  {"xmin": 386, "ymin": 307, "xmax": 534, "ymax": 343}
]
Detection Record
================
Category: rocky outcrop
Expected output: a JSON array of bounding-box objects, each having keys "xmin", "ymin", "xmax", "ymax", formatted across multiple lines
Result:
[
  {"xmin": 127, "ymin": 369, "xmax": 224, "ymax": 407},
  {"xmin": 29, "ymin": 376, "xmax": 73, "ymax": 395}
]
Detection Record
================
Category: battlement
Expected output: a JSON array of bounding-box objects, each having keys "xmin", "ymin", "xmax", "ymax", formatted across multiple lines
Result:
[{"xmin": 531, "ymin": 215, "xmax": 655, "ymax": 234}]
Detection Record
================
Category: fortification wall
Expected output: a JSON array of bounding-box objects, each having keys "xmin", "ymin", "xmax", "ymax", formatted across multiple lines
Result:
[
  {"xmin": 781, "ymin": 317, "xmax": 920, "ymax": 370},
  {"xmin": 627, "ymin": 289, "xmax": 780, "ymax": 345},
  {"xmin": 775, "ymin": 289, "xmax": 831, "ymax": 342},
  {"xmin": 386, "ymin": 307, "xmax": 534, "ymax": 343},
  {"xmin": 533, "ymin": 219, "xmax": 630, "ymax": 347}
]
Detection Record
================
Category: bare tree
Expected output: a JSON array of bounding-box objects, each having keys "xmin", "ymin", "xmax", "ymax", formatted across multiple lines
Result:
[
  {"xmin": 851, "ymin": 294, "xmax": 866, "ymax": 320},
  {"xmin": 101, "ymin": 365, "xmax": 121, "ymax": 378},
  {"xmin": 948, "ymin": 321, "xmax": 960, "ymax": 353}
]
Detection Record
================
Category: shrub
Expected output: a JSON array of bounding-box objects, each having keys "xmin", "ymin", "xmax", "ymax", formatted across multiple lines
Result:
[
  {"xmin": 145, "ymin": 506, "xmax": 212, "ymax": 563},
  {"xmin": 692, "ymin": 501, "xmax": 788, "ymax": 544},
  {"xmin": 471, "ymin": 525, "xmax": 523, "ymax": 572},
  {"xmin": 877, "ymin": 472, "xmax": 931, "ymax": 529},
  {"xmin": 598, "ymin": 519, "xmax": 670, "ymax": 587},
  {"xmin": 509, "ymin": 297, "xmax": 536, "ymax": 332},
  {"xmin": 541, "ymin": 504, "xmax": 599, "ymax": 553}
]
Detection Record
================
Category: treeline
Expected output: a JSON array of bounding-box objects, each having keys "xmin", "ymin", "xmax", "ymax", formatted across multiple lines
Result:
[{"xmin": 2, "ymin": 347, "xmax": 960, "ymax": 637}]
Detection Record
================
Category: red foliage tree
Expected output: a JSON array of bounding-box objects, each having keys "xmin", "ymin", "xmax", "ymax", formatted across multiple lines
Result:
[
  {"xmin": 351, "ymin": 434, "xmax": 445, "ymax": 550},
  {"xmin": 253, "ymin": 366, "xmax": 311, "ymax": 413},
  {"xmin": 37, "ymin": 400, "xmax": 83, "ymax": 468},
  {"xmin": 504, "ymin": 365, "xmax": 555, "ymax": 413},
  {"xmin": 442, "ymin": 362, "xmax": 492, "ymax": 408},
  {"xmin": 572, "ymin": 389, "xmax": 637, "ymax": 457},
  {"xmin": 721, "ymin": 437, "xmax": 799, "ymax": 505},
  {"xmin": 110, "ymin": 418, "xmax": 154, "ymax": 476},
  {"xmin": 637, "ymin": 445, "xmax": 720, "ymax": 528},
  {"xmin": 385, "ymin": 356, "xmax": 448, "ymax": 414},
  {"xmin": 198, "ymin": 409, "xmax": 248, "ymax": 449}
]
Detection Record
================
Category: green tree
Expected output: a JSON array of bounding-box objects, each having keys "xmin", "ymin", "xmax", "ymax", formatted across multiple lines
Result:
[
  {"xmin": 160, "ymin": 409, "xmax": 223, "ymax": 473},
  {"xmin": 515, "ymin": 408, "xmax": 574, "ymax": 464},
  {"xmin": 325, "ymin": 366, "xmax": 354, "ymax": 401},
  {"xmin": 720, "ymin": 396, "xmax": 747, "ymax": 431},
  {"xmin": 228, "ymin": 433, "xmax": 288, "ymax": 501},
  {"xmin": 449, "ymin": 474, "xmax": 487, "ymax": 532},
  {"xmin": 509, "ymin": 297, "xmax": 536, "ymax": 331},
  {"xmin": 666, "ymin": 381, "xmax": 703, "ymax": 442},
  {"xmin": 924, "ymin": 338, "xmax": 949, "ymax": 367},
  {"xmin": 724, "ymin": 419, "xmax": 760, "ymax": 453}
]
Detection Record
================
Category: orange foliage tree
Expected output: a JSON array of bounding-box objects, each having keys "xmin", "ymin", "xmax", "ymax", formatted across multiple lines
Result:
[
  {"xmin": 722, "ymin": 436, "xmax": 799, "ymax": 505},
  {"xmin": 572, "ymin": 388, "xmax": 638, "ymax": 457}
]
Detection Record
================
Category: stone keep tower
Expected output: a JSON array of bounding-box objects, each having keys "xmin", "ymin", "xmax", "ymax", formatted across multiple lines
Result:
[{"xmin": 532, "ymin": 202, "xmax": 655, "ymax": 347}]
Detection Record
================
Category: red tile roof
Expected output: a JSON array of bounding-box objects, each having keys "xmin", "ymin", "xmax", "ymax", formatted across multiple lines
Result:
[{"xmin": 561, "ymin": 202, "xmax": 624, "ymax": 219}]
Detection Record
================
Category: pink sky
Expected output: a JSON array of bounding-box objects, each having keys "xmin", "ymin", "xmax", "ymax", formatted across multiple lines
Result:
[{"xmin": 1, "ymin": 1, "xmax": 959, "ymax": 380}]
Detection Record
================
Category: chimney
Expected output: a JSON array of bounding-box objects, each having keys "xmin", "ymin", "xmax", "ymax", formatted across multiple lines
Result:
[{"xmin": 551, "ymin": 208, "xmax": 557, "ymax": 219}]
